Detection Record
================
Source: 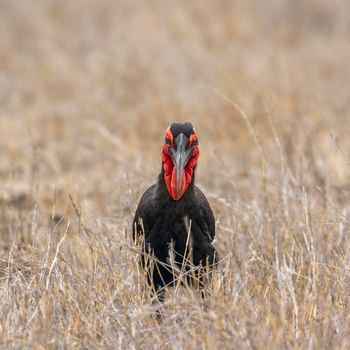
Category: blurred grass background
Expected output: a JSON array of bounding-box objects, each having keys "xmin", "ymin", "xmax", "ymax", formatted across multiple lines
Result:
[{"xmin": 1, "ymin": 0, "xmax": 350, "ymax": 348}]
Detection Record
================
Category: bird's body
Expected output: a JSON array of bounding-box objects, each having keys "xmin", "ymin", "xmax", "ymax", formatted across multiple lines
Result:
[{"xmin": 133, "ymin": 122, "xmax": 217, "ymax": 298}]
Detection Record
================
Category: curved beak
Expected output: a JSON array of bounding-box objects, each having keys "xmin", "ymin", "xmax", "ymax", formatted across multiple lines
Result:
[{"xmin": 169, "ymin": 133, "xmax": 192, "ymax": 197}]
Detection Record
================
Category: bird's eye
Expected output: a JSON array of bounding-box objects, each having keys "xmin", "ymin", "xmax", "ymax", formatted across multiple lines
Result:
[
  {"xmin": 189, "ymin": 133, "xmax": 198, "ymax": 147},
  {"xmin": 165, "ymin": 126, "xmax": 174, "ymax": 145}
]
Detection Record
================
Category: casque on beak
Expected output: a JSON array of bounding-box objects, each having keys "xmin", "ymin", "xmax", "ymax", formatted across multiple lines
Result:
[{"xmin": 169, "ymin": 133, "xmax": 192, "ymax": 198}]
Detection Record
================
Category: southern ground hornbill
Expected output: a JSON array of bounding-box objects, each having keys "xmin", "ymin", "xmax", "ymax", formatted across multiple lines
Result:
[{"xmin": 133, "ymin": 122, "xmax": 218, "ymax": 299}]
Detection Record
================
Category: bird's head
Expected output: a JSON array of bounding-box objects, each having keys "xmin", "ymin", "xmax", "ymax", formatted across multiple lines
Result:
[{"xmin": 161, "ymin": 122, "xmax": 200, "ymax": 201}]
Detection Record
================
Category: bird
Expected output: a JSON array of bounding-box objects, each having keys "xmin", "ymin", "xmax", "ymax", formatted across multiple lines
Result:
[{"xmin": 133, "ymin": 122, "xmax": 218, "ymax": 300}]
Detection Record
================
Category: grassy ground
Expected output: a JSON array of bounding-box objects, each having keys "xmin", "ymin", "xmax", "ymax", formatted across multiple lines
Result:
[{"xmin": 1, "ymin": 0, "xmax": 350, "ymax": 348}]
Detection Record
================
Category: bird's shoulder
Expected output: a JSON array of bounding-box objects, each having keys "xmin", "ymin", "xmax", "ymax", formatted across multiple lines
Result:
[
  {"xmin": 132, "ymin": 183, "xmax": 158, "ymax": 238},
  {"xmin": 192, "ymin": 185, "xmax": 216, "ymax": 242}
]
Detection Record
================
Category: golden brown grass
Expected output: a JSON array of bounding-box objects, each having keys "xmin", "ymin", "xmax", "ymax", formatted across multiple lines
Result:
[{"xmin": 1, "ymin": 0, "xmax": 350, "ymax": 348}]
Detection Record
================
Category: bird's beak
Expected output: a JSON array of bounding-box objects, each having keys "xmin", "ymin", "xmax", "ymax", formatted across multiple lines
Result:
[{"xmin": 170, "ymin": 133, "xmax": 192, "ymax": 198}]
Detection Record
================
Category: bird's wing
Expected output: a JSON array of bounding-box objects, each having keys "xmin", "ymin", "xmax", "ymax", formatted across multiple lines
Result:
[
  {"xmin": 193, "ymin": 186, "xmax": 216, "ymax": 242},
  {"xmin": 132, "ymin": 184, "xmax": 157, "ymax": 241}
]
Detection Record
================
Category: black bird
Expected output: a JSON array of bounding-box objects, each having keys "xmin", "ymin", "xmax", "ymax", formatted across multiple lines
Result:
[{"xmin": 133, "ymin": 122, "xmax": 218, "ymax": 299}]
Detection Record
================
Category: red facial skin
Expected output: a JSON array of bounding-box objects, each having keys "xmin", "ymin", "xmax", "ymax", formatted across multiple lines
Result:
[{"xmin": 161, "ymin": 135, "xmax": 199, "ymax": 201}]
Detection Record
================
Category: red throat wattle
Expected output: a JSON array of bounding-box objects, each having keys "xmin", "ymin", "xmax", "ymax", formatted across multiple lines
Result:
[{"xmin": 161, "ymin": 144, "xmax": 199, "ymax": 201}]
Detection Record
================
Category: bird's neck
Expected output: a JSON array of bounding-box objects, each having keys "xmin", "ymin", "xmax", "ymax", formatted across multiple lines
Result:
[{"xmin": 157, "ymin": 164, "xmax": 196, "ymax": 202}]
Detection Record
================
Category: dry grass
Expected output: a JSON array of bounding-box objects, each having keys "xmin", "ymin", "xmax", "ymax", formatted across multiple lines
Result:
[{"xmin": 1, "ymin": 0, "xmax": 350, "ymax": 348}]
